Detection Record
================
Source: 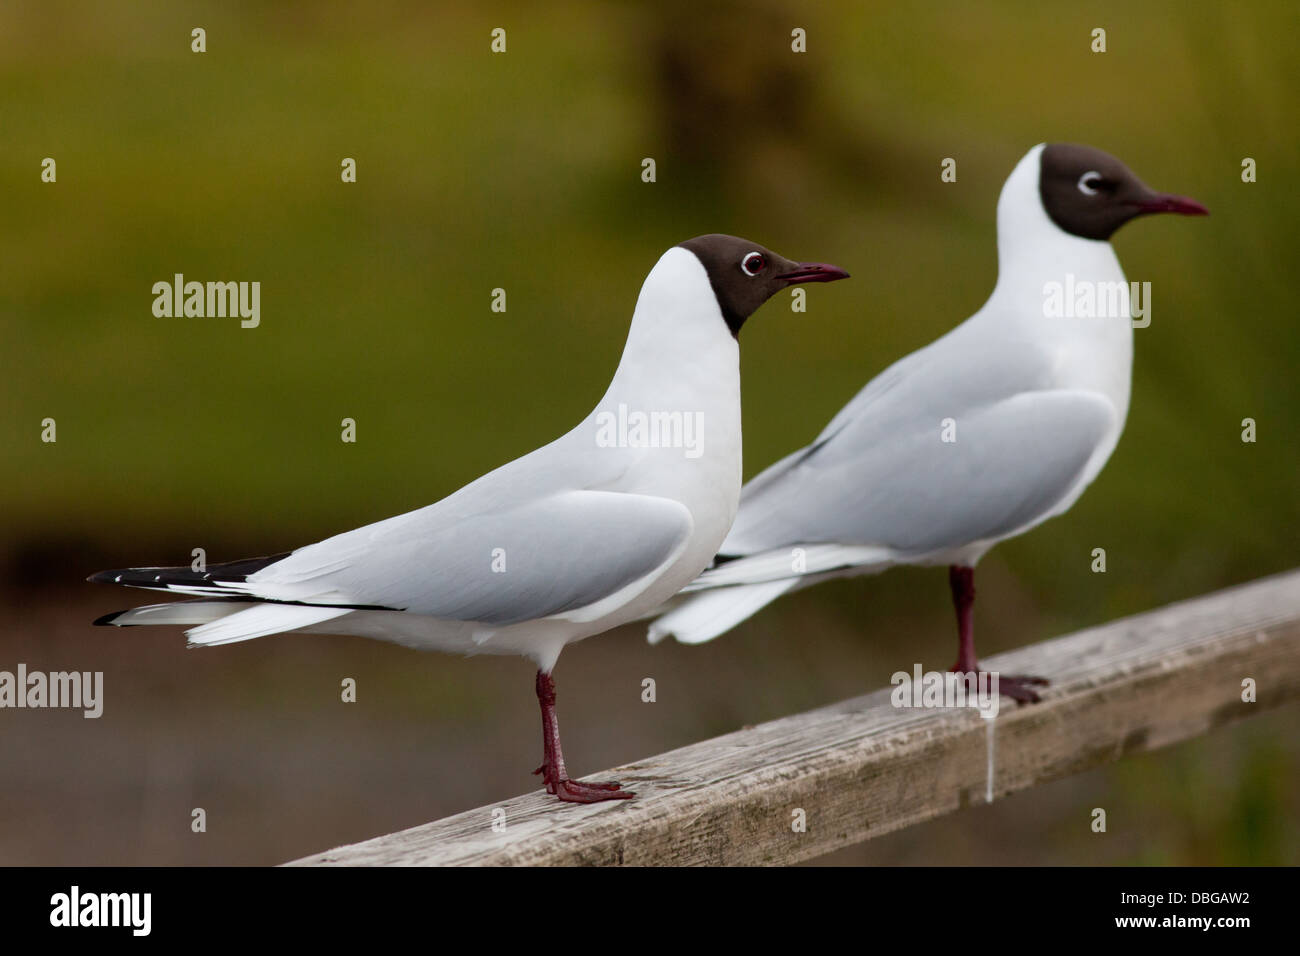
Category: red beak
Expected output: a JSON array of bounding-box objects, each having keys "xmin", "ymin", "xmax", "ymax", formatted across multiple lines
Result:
[
  {"xmin": 776, "ymin": 262, "xmax": 851, "ymax": 285},
  {"xmin": 1132, "ymin": 193, "xmax": 1209, "ymax": 216}
]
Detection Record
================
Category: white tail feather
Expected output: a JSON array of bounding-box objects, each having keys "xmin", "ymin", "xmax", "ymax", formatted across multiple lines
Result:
[
  {"xmin": 647, "ymin": 578, "xmax": 798, "ymax": 645},
  {"xmin": 687, "ymin": 543, "xmax": 894, "ymax": 590},
  {"xmin": 102, "ymin": 601, "xmax": 250, "ymax": 627},
  {"xmin": 185, "ymin": 605, "xmax": 351, "ymax": 647}
]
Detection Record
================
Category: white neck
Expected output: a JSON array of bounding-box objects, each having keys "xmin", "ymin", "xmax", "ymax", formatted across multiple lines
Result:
[
  {"xmin": 600, "ymin": 247, "xmax": 740, "ymax": 411},
  {"xmin": 979, "ymin": 144, "xmax": 1134, "ymax": 422},
  {"xmin": 579, "ymin": 246, "xmax": 744, "ymax": 545},
  {"xmin": 992, "ymin": 144, "xmax": 1128, "ymax": 302}
]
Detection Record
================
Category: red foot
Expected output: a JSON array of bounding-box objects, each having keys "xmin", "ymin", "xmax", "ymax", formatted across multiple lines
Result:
[
  {"xmin": 951, "ymin": 664, "xmax": 1049, "ymax": 705},
  {"xmin": 994, "ymin": 674, "xmax": 1049, "ymax": 705},
  {"xmin": 533, "ymin": 763, "xmax": 633, "ymax": 802},
  {"xmin": 554, "ymin": 779, "xmax": 634, "ymax": 803},
  {"xmin": 947, "ymin": 567, "xmax": 1049, "ymax": 705},
  {"xmin": 532, "ymin": 669, "xmax": 635, "ymax": 803}
]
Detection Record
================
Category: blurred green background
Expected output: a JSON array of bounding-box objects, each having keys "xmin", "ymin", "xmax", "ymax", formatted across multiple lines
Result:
[{"xmin": 2, "ymin": 0, "xmax": 1296, "ymax": 865}]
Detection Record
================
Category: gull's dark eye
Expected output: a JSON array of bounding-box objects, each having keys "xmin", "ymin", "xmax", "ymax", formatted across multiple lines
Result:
[
  {"xmin": 1077, "ymin": 171, "xmax": 1105, "ymax": 196},
  {"xmin": 741, "ymin": 251, "xmax": 766, "ymax": 276}
]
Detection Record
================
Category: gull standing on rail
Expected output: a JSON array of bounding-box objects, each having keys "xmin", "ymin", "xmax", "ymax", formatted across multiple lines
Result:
[
  {"xmin": 649, "ymin": 144, "xmax": 1207, "ymax": 702},
  {"xmin": 90, "ymin": 235, "xmax": 849, "ymax": 802}
]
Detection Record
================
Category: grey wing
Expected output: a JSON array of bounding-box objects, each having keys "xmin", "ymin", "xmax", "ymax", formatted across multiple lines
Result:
[
  {"xmin": 723, "ymin": 389, "xmax": 1118, "ymax": 557},
  {"xmin": 243, "ymin": 489, "xmax": 695, "ymax": 625}
]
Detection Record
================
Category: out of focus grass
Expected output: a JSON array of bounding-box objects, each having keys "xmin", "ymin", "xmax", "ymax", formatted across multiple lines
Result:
[
  {"xmin": 3, "ymin": 1, "xmax": 1296, "ymax": 581},
  {"xmin": 1, "ymin": 1, "xmax": 1296, "ymax": 864}
]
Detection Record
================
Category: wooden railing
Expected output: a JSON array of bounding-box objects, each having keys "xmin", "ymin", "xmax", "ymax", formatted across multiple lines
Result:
[{"xmin": 287, "ymin": 568, "xmax": 1300, "ymax": 866}]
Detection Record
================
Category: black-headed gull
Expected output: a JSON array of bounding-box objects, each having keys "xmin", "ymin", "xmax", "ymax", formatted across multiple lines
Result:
[
  {"xmin": 90, "ymin": 235, "xmax": 849, "ymax": 802},
  {"xmin": 649, "ymin": 145, "xmax": 1206, "ymax": 703}
]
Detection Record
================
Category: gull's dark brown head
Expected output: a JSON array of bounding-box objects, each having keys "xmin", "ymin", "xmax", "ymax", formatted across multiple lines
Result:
[
  {"xmin": 677, "ymin": 234, "xmax": 850, "ymax": 336},
  {"xmin": 1038, "ymin": 144, "xmax": 1208, "ymax": 241}
]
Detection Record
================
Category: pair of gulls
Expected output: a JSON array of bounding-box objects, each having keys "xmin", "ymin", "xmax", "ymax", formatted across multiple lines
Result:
[{"xmin": 93, "ymin": 144, "xmax": 1206, "ymax": 803}]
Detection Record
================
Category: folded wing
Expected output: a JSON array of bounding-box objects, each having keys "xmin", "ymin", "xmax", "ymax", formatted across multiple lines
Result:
[
  {"xmin": 724, "ymin": 388, "xmax": 1118, "ymax": 561},
  {"xmin": 244, "ymin": 489, "xmax": 696, "ymax": 626}
]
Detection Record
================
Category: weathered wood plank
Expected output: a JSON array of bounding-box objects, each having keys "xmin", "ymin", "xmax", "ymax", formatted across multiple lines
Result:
[{"xmin": 287, "ymin": 569, "xmax": 1300, "ymax": 866}]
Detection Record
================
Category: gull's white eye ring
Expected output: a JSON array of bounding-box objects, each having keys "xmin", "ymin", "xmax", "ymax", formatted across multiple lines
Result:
[
  {"xmin": 741, "ymin": 251, "xmax": 766, "ymax": 276},
  {"xmin": 1077, "ymin": 171, "xmax": 1103, "ymax": 196}
]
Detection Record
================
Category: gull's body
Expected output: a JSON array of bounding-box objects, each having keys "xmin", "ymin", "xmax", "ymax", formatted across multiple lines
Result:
[
  {"xmin": 152, "ymin": 247, "xmax": 746, "ymax": 670},
  {"xmin": 650, "ymin": 145, "xmax": 1206, "ymax": 701},
  {"xmin": 91, "ymin": 235, "xmax": 849, "ymax": 800}
]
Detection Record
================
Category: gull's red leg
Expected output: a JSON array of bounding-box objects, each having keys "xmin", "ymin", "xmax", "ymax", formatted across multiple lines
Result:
[
  {"xmin": 949, "ymin": 565, "xmax": 978, "ymax": 673},
  {"xmin": 532, "ymin": 670, "xmax": 634, "ymax": 803},
  {"xmin": 947, "ymin": 565, "xmax": 1049, "ymax": 705}
]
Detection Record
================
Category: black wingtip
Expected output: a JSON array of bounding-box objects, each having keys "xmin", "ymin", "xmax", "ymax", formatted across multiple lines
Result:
[
  {"xmin": 85, "ymin": 552, "xmax": 293, "ymax": 591},
  {"xmin": 92, "ymin": 610, "xmax": 126, "ymax": 626}
]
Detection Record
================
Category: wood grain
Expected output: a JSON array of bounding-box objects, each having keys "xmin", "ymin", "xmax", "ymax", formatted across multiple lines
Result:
[{"xmin": 287, "ymin": 569, "xmax": 1300, "ymax": 866}]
